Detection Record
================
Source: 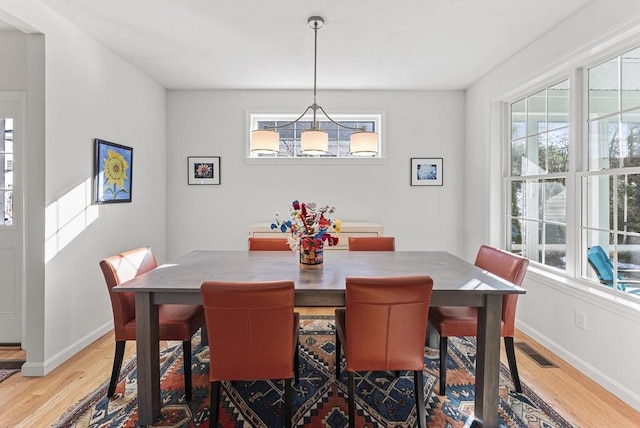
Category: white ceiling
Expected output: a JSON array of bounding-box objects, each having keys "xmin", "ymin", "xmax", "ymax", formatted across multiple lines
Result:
[{"xmin": 12, "ymin": 0, "xmax": 592, "ymax": 90}]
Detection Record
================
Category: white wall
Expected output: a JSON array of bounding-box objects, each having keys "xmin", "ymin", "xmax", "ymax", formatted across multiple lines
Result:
[
  {"xmin": 0, "ymin": 2, "xmax": 167, "ymax": 375},
  {"xmin": 166, "ymin": 90, "xmax": 465, "ymax": 259},
  {"xmin": 0, "ymin": 31, "xmax": 27, "ymax": 89},
  {"xmin": 465, "ymin": 0, "xmax": 640, "ymax": 410}
]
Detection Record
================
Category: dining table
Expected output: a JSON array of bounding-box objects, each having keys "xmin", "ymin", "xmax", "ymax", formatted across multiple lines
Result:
[{"xmin": 114, "ymin": 249, "xmax": 526, "ymax": 428}]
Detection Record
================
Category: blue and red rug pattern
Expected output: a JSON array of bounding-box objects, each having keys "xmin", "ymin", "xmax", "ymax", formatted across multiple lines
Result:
[{"xmin": 54, "ymin": 316, "xmax": 574, "ymax": 427}]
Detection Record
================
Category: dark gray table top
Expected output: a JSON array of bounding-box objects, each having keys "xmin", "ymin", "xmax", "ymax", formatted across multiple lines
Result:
[{"xmin": 114, "ymin": 250, "xmax": 525, "ymax": 297}]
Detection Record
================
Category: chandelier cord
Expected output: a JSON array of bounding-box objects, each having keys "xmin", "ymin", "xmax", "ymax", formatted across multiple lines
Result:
[
  {"xmin": 312, "ymin": 19, "xmax": 319, "ymax": 129},
  {"xmin": 259, "ymin": 16, "xmax": 366, "ymax": 134},
  {"xmin": 251, "ymin": 16, "xmax": 377, "ymax": 156},
  {"xmin": 312, "ymin": 20, "xmax": 318, "ymax": 107}
]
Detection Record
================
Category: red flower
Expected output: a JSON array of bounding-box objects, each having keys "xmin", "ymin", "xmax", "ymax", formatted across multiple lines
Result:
[
  {"xmin": 301, "ymin": 236, "xmax": 322, "ymax": 250},
  {"xmin": 318, "ymin": 217, "xmax": 330, "ymax": 229}
]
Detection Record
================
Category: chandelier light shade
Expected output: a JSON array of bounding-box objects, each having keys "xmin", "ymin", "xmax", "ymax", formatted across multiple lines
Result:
[
  {"xmin": 349, "ymin": 132, "xmax": 378, "ymax": 156},
  {"xmin": 301, "ymin": 130, "xmax": 328, "ymax": 154},
  {"xmin": 250, "ymin": 16, "xmax": 379, "ymax": 157},
  {"xmin": 251, "ymin": 130, "xmax": 279, "ymax": 154}
]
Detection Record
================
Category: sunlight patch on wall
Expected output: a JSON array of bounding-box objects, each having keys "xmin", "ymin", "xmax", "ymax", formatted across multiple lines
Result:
[{"xmin": 45, "ymin": 178, "xmax": 98, "ymax": 263}]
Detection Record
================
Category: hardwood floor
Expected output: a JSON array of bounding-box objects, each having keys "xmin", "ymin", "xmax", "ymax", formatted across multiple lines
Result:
[
  {"xmin": 0, "ymin": 309, "xmax": 638, "ymax": 427},
  {"xmin": 504, "ymin": 331, "xmax": 639, "ymax": 427}
]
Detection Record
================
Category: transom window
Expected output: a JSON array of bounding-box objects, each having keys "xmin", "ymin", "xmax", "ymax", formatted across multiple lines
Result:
[{"xmin": 248, "ymin": 113, "xmax": 382, "ymax": 158}]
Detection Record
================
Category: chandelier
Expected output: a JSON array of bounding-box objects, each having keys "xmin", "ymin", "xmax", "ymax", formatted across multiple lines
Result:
[{"xmin": 251, "ymin": 16, "xmax": 378, "ymax": 157}]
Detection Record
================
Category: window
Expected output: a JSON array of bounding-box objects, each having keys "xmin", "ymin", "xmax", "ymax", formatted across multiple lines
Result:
[
  {"xmin": 505, "ymin": 46, "xmax": 640, "ymax": 298},
  {"xmin": 248, "ymin": 113, "xmax": 382, "ymax": 158},
  {"xmin": 1, "ymin": 118, "xmax": 14, "ymax": 226},
  {"xmin": 506, "ymin": 81, "xmax": 570, "ymax": 270},
  {"xmin": 582, "ymin": 47, "xmax": 640, "ymax": 293}
]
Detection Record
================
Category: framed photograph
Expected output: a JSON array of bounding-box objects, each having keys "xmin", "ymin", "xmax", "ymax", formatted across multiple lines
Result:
[
  {"xmin": 188, "ymin": 156, "xmax": 221, "ymax": 185},
  {"xmin": 411, "ymin": 157, "xmax": 443, "ymax": 186},
  {"xmin": 94, "ymin": 138, "xmax": 133, "ymax": 203}
]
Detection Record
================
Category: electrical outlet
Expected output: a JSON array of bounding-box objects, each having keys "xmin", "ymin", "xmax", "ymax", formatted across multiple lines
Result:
[{"xmin": 575, "ymin": 310, "xmax": 587, "ymax": 330}]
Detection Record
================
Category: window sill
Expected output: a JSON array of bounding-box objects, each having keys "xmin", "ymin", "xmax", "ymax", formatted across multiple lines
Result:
[
  {"xmin": 244, "ymin": 157, "xmax": 388, "ymax": 165},
  {"xmin": 525, "ymin": 264, "xmax": 640, "ymax": 316}
]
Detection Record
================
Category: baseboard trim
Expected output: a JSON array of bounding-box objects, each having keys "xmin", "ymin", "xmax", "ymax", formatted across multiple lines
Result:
[
  {"xmin": 20, "ymin": 321, "xmax": 113, "ymax": 377},
  {"xmin": 517, "ymin": 322, "xmax": 640, "ymax": 412}
]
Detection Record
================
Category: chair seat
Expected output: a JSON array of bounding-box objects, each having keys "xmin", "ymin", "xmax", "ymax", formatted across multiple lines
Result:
[
  {"xmin": 429, "ymin": 306, "xmax": 506, "ymax": 338},
  {"xmin": 122, "ymin": 304, "xmax": 205, "ymax": 341}
]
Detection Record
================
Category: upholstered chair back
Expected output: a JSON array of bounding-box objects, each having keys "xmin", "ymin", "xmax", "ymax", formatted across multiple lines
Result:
[
  {"xmin": 344, "ymin": 275, "xmax": 433, "ymax": 372},
  {"xmin": 474, "ymin": 244, "xmax": 529, "ymax": 336},
  {"xmin": 200, "ymin": 280, "xmax": 296, "ymax": 381},
  {"xmin": 99, "ymin": 246, "xmax": 157, "ymax": 340},
  {"xmin": 347, "ymin": 236, "xmax": 396, "ymax": 251},
  {"xmin": 248, "ymin": 237, "xmax": 291, "ymax": 251}
]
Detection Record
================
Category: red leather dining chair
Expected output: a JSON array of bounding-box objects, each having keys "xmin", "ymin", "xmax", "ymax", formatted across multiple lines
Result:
[
  {"xmin": 428, "ymin": 244, "xmax": 529, "ymax": 394},
  {"xmin": 347, "ymin": 236, "xmax": 395, "ymax": 251},
  {"xmin": 248, "ymin": 237, "xmax": 291, "ymax": 251},
  {"xmin": 335, "ymin": 275, "xmax": 433, "ymax": 428},
  {"xmin": 200, "ymin": 280, "xmax": 300, "ymax": 428},
  {"xmin": 99, "ymin": 247, "xmax": 205, "ymax": 401}
]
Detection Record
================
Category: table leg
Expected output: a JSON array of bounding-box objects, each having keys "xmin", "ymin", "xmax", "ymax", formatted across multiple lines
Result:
[
  {"xmin": 135, "ymin": 292, "xmax": 161, "ymax": 425},
  {"xmin": 474, "ymin": 294, "xmax": 502, "ymax": 428}
]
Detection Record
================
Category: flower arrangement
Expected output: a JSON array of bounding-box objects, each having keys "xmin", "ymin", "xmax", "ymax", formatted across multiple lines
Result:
[{"xmin": 271, "ymin": 200, "xmax": 341, "ymax": 252}]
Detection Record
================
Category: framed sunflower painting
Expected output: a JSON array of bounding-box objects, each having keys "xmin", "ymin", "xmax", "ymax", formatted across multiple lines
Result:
[{"xmin": 94, "ymin": 138, "xmax": 133, "ymax": 203}]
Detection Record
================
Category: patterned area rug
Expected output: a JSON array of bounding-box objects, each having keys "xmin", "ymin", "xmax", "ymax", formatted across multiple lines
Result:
[
  {"xmin": 54, "ymin": 316, "xmax": 574, "ymax": 427},
  {"xmin": 0, "ymin": 369, "xmax": 19, "ymax": 384}
]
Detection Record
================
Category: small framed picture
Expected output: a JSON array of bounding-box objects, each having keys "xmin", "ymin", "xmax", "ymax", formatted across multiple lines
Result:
[
  {"xmin": 188, "ymin": 156, "xmax": 221, "ymax": 185},
  {"xmin": 94, "ymin": 138, "xmax": 133, "ymax": 203},
  {"xmin": 410, "ymin": 157, "xmax": 443, "ymax": 186}
]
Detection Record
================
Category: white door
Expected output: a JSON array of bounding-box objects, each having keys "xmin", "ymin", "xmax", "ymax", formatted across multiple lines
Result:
[{"xmin": 0, "ymin": 92, "xmax": 25, "ymax": 344}]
